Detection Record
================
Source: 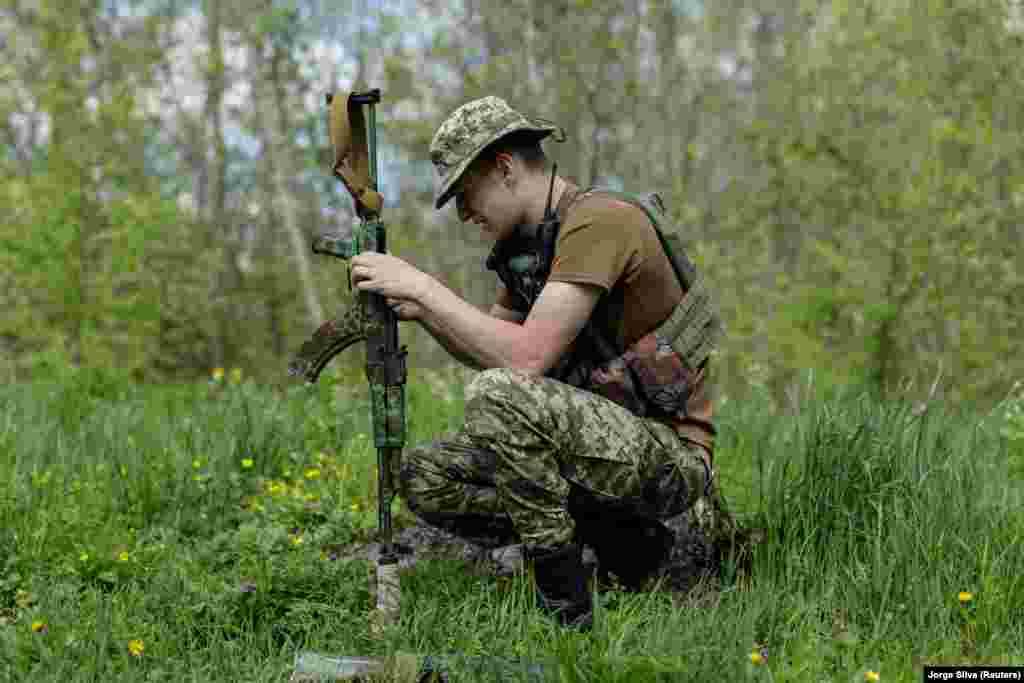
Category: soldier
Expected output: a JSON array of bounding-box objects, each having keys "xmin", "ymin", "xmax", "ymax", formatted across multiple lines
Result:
[{"xmin": 349, "ymin": 96, "xmax": 730, "ymax": 631}]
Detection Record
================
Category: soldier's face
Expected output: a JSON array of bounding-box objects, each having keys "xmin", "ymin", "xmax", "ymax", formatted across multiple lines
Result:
[{"xmin": 455, "ymin": 158, "xmax": 522, "ymax": 242}]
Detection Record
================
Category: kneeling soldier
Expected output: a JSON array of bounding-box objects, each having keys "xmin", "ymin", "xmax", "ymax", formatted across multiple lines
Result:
[{"xmin": 351, "ymin": 96, "xmax": 730, "ymax": 630}]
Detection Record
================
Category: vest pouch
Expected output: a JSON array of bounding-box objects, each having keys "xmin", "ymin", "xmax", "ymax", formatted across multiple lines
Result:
[
  {"xmin": 585, "ymin": 353, "xmax": 648, "ymax": 418},
  {"xmin": 620, "ymin": 332, "xmax": 696, "ymax": 418}
]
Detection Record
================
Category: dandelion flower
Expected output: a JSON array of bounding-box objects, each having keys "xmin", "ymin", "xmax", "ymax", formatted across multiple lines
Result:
[
  {"xmin": 291, "ymin": 535, "xmax": 304, "ymax": 547},
  {"xmin": 128, "ymin": 639, "xmax": 145, "ymax": 657},
  {"xmin": 749, "ymin": 651, "xmax": 764, "ymax": 665},
  {"xmin": 241, "ymin": 458, "xmax": 254, "ymax": 469},
  {"xmin": 31, "ymin": 621, "xmax": 47, "ymax": 634},
  {"xmin": 350, "ymin": 501, "xmax": 361, "ymax": 512},
  {"xmin": 958, "ymin": 591, "xmax": 973, "ymax": 603},
  {"xmin": 118, "ymin": 551, "xmax": 130, "ymax": 562},
  {"xmin": 212, "ymin": 368, "xmax": 225, "ymax": 381},
  {"xmin": 304, "ymin": 468, "xmax": 321, "ymax": 480},
  {"xmin": 865, "ymin": 671, "xmax": 880, "ymax": 682}
]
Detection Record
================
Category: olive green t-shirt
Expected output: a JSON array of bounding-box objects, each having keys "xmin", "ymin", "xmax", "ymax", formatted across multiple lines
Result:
[{"xmin": 496, "ymin": 183, "xmax": 715, "ymax": 451}]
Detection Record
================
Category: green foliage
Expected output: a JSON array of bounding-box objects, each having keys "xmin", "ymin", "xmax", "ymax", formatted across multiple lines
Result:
[
  {"xmin": 255, "ymin": 2, "xmax": 302, "ymax": 49},
  {"xmin": 2, "ymin": 0, "xmax": 1021, "ymax": 414},
  {"xmin": 712, "ymin": 0, "xmax": 1024, "ymax": 408},
  {"xmin": 1, "ymin": 373, "xmax": 1022, "ymax": 680}
]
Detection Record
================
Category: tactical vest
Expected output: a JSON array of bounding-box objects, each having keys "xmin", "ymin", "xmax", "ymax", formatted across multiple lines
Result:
[{"xmin": 485, "ymin": 186, "xmax": 725, "ymax": 455}]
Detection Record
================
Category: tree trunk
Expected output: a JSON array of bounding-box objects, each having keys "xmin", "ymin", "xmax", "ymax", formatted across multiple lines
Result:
[
  {"xmin": 260, "ymin": 34, "xmax": 324, "ymax": 330},
  {"xmin": 202, "ymin": 0, "xmax": 228, "ymax": 369}
]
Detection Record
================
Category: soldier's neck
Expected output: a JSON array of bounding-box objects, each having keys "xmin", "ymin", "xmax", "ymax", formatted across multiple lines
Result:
[{"xmin": 515, "ymin": 175, "xmax": 567, "ymax": 240}]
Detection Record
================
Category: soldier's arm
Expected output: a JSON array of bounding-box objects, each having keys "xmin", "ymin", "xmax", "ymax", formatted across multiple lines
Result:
[
  {"xmin": 489, "ymin": 284, "xmax": 527, "ymax": 324},
  {"xmin": 417, "ymin": 275, "xmax": 600, "ymax": 375},
  {"xmin": 417, "ymin": 286, "xmax": 525, "ymax": 370}
]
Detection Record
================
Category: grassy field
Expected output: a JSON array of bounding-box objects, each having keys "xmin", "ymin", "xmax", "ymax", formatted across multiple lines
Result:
[{"xmin": 1, "ymin": 362, "xmax": 1022, "ymax": 682}]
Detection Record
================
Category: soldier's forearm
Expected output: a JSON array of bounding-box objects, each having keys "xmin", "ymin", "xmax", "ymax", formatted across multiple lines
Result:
[
  {"xmin": 417, "ymin": 314, "xmax": 484, "ymax": 371},
  {"xmin": 416, "ymin": 275, "xmax": 531, "ymax": 372}
]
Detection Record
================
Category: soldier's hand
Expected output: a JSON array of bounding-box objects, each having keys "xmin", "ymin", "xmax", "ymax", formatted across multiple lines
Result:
[
  {"xmin": 386, "ymin": 297, "xmax": 424, "ymax": 321},
  {"xmin": 351, "ymin": 252, "xmax": 431, "ymax": 303}
]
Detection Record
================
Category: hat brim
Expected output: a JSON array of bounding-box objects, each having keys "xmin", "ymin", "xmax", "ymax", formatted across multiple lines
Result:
[{"xmin": 433, "ymin": 125, "xmax": 557, "ymax": 210}]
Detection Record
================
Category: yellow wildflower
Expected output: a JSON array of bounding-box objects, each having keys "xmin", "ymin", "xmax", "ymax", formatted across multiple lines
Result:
[
  {"xmin": 31, "ymin": 621, "xmax": 47, "ymax": 634},
  {"xmin": 212, "ymin": 367, "xmax": 224, "ymax": 381},
  {"xmin": 304, "ymin": 468, "xmax": 321, "ymax": 480},
  {"xmin": 230, "ymin": 368, "xmax": 242, "ymax": 383},
  {"xmin": 749, "ymin": 651, "xmax": 764, "ymax": 665},
  {"xmin": 291, "ymin": 535, "xmax": 304, "ymax": 547},
  {"xmin": 350, "ymin": 501, "xmax": 361, "ymax": 512},
  {"xmin": 118, "ymin": 551, "xmax": 130, "ymax": 562},
  {"xmin": 241, "ymin": 458, "xmax": 254, "ymax": 469},
  {"xmin": 958, "ymin": 591, "xmax": 974, "ymax": 603},
  {"xmin": 865, "ymin": 671, "xmax": 880, "ymax": 682},
  {"xmin": 128, "ymin": 639, "xmax": 145, "ymax": 657}
]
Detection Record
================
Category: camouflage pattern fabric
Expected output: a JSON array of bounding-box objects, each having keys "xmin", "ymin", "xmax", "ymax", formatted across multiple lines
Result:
[
  {"xmin": 429, "ymin": 96, "xmax": 565, "ymax": 210},
  {"xmin": 399, "ymin": 368, "xmax": 711, "ymax": 554}
]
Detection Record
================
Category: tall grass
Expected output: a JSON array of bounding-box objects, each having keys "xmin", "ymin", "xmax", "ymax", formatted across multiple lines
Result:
[{"xmin": 1, "ymin": 363, "xmax": 1021, "ymax": 681}]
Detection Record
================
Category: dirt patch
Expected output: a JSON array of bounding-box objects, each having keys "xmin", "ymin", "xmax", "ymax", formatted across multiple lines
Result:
[{"xmin": 322, "ymin": 507, "xmax": 759, "ymax": 597}]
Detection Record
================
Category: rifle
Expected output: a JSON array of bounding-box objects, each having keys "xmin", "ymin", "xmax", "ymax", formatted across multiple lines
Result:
[{"xmin": 288, "ymin": 87, "xmax": 406, "ymax": 630}]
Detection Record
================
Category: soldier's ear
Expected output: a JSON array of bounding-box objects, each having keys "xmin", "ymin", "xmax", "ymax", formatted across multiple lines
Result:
[{"xmin": 492, "ymin": 151, "xmax": 514, "ymax": 180}]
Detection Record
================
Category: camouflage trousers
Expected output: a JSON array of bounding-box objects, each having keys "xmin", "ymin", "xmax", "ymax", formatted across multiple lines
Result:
[{"xmin": 397, "ymin": 368, "xmax": 712, "ymax": 553}]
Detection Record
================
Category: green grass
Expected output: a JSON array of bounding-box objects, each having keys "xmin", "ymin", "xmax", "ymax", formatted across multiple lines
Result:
[{"xmin": 1, "ymin": 363, "xmax": 1022, "ymax": 681}]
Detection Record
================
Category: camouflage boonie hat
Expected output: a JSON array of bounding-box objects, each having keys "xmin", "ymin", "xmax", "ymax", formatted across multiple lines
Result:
[{"xmin": 429, "ymin": 96, "xmax": 566, "ymax": 210}]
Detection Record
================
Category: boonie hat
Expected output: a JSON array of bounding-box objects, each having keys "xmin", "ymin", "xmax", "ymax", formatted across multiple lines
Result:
[{"xmin": 429, "ymin": 96, "xmax": 565, "ymax": 210}]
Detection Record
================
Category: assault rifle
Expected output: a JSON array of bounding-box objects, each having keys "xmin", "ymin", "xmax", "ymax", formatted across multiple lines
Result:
[{"xmin": 288, "ymin": 87, "xmax": 406, "ymax": 630}]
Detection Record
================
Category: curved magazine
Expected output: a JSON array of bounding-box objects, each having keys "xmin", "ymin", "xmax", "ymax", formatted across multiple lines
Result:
[{"xmin": 287, "ymin": 303, "xmax": 367, "ymax": 383}]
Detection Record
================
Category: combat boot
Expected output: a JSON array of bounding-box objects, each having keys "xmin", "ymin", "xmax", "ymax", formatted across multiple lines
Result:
[
  {"xmin": 527, "ymin": 542, "xmax": 593, "ymax": 631},
  {"xmin": 688, "ymin": 473, "xmax": 740, "ymax": 554},
  {"xmin": 585, "ymin": 516, "xmax": 675, "ymax": 592}
]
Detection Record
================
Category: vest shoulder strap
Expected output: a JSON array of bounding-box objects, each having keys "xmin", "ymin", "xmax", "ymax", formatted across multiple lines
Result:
[
  {"xmin": 575, "ymin": 187, "xmax": 698, "ymax": 289},
  {"xmin": 573, "ymin": 187, "xmax": 725, "ymax": 372}
]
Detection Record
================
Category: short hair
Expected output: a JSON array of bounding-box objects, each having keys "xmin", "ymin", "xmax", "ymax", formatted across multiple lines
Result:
[{"xmin": 478, "ymin": 129, "xmax": 548, "ymax": 172}]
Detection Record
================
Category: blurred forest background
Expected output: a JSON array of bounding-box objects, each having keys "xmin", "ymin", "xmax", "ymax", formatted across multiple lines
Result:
[{"xmin": 1, "ymin": 0, "xmax": 1021, "ymax": 413}]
